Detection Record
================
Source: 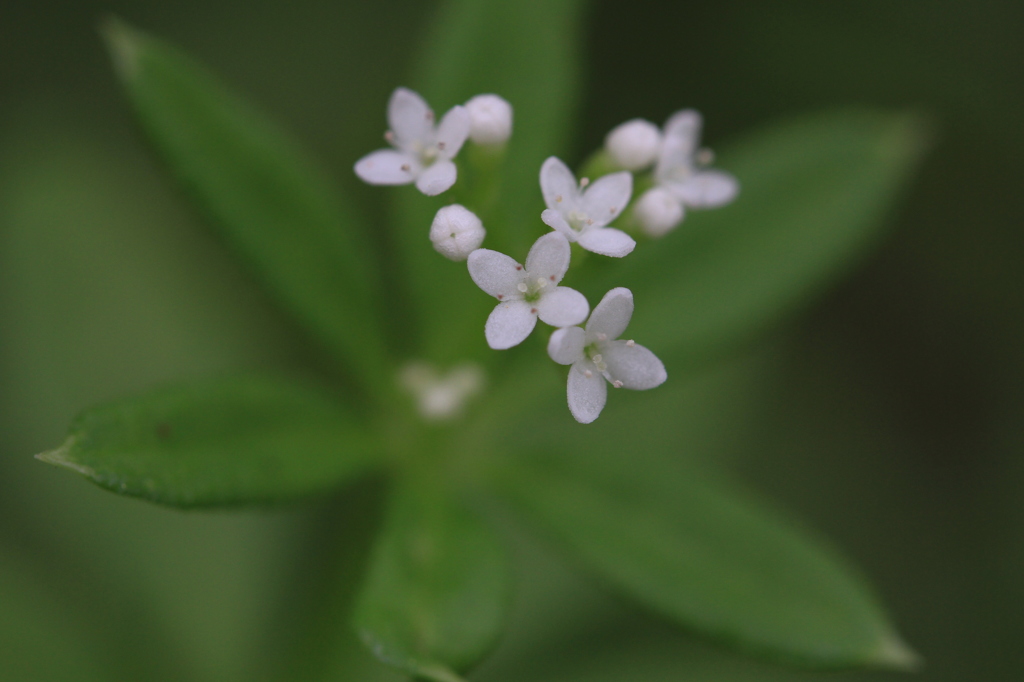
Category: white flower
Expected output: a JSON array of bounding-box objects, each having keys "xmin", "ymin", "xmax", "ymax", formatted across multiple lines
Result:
[
  {"xmin": 547, "ymin": 287, "xmax": 666, "ymax": 424},
  {"xmin": 539, "ymin": 157, "xmax": 636, "ymax": 258},
  {"xmin": 467, "ymin": 232, "xmax": 589, "ymax": 350},
  {"xmin": 464, "ymin": 94, "xmax": 513, "ymax": 146},
  {"xmin": 605, "ymin": 118, "xmax": 662, "ymax": 170},
  {"xmin": 636, "ymin": 109, "xmax": 738, "ymax": 235},
  {"xmin": 399, "ymin": 362, "xmax": 484, "ymax": 421},
  {"xmin": 430, "ymin": 205, "xmax": 486, "ymax": 261},
  {"xmin": 354, "ymin": 87, "xmax": 470, "ymax": 196},
  {"xmin": 625, "ymin": 109, "xmax": 739, "ymax": 237}
]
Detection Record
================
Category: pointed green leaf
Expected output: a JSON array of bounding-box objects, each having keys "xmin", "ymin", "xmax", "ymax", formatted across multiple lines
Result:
[
  {"xmin": 392, "ymin": 0, "xmax": 587, "ymax": 363},
  {"xmin": 353, "ymin": 481, "xmax": 511, "ymax": 681},
  {"xmin": 497, "ymin": 452, "xmax": 918, "ymax": 670},
  {"xmin": 102, "ymin": 20, "xmax": 391, "ymax": 399},
  {"xmin": 37, "ymin": 375, "xmax": 379, "ymax": 507},
  {"xmin": 607, "ymin": 110, "xmax": 929, "ymax": 367}
]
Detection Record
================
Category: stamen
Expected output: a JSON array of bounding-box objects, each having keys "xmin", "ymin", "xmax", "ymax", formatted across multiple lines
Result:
[
  {"xmin": 384, "ymin": 130, "xmax": 395, "ymax": 143},
  {"xmin": 626, "ymin": 339, "xmax": 635, "ymax": 347},
  {"xmin": 612, "ymin": 380, "xmax": 623, "ymax": 388},
  {"xmin": 580, "ymin": 177, "xmax": 590, "ymax": 188},
  {"xmin": 537, "ymin": 278, "xmax": 548, "ymax": 288},
  {"xmin": 696, "ymin": 148, "xmax": 715, "ymax": 166},
  {"xmin": 596, "ymin": 333, "xmax": 607, "ymax": 341},
  {"xmin": 517, "ymin": 282, "xmax": 528, "ymax": 293},
  {"xmin": 437, "ymin": 141, "xmax": 446, "ymax": 150},
  {"xmin": 530, "ymin": 308, "xmax": 538, "ymax": 314},
  {"xmin": 592, "ymin": 354, "xmax": 603, "ymax": 364},
  {"xmin": 555, "ymin": 195, "xmax": 563, "ymax": 203},
  {"xmin": 584, "ymin": 369, "xmax": 593, "ymax": 378},
  {"xmin": 549, "ymin": 275, "xmax": 556, "ymax": 281},
  {"xmin": 425, "ymin": 111, "xmax": 434, "ymax": 121},
  {"xmin": 597, "ymin": 361, "xmax": 608, "ymax": 372},
  {"xmin": 496, "ymin": 294, "xmax": 503, "ymax": 300},
  {"xmin": 401, "ymin": 163, "xmax": 411, "ymax": 172},
  {"xmin": 609, "ymin": 206, "xmax": 616, "ymax": 213},
  {"xmin": 586, "ymin": 218, "xmax": 594, "ymax": 226},
  {"xmin": 515, "ymin": 265, "xmax": 523, "ymax": 271}
]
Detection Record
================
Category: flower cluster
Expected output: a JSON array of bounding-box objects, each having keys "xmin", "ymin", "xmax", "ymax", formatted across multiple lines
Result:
[{"xmin": 356, "ymin": 88, "xmax": 737, "ymax": 422}]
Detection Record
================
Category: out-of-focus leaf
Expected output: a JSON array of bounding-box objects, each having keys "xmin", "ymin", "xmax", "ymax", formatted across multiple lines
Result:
[
  {"xmin": 0, "ymin": 550, "xmax": 114, "ymax": 682},
  {"xmin": 353, "ymin": 480, "xmax": 511, "ymax": 682},
  {"xmin": 391, "ymin": 0, "xmax": 587, "ymax": 363},
  {"xmin": 37, "ymin": 375, "xmax": 378, "ymax": 507},
  {"xmin": 102, "ymin": 20, "xmax": 391, "ymax": 399},
  {"xmin": 496, "ymin": 450, "xmax": 919, "ymax": 671},
  {"xmin": 603, "ymin": 110, "xmax": 929, "ymax": 367}
]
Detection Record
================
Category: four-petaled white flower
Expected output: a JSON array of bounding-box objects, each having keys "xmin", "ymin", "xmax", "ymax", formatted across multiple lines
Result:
[
  {"xmin": 635, "ymin": 109, "xmax": 738, "ymax": 236},
  {"xmin": 468, "ymin": 232, "xmax": 589, "ymax": 350},
  {"xmin": 547, "ymin": 287, "xmax": 666, "ymax": 424},
  {"xmin": 539, "ymin": 157, "xmax": 636, "ymax": 258},
  {"xmin": 354, "ymin": 87, "xmax": 470, "ymax": 196}
]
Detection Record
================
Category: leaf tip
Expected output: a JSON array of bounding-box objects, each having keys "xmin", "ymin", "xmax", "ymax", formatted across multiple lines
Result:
[
  {"xmin": 871, "ymin": 633, "xmax": 923, "ymax": 672},
  {"xmin": 99, "ymin": 15, "xmax": 143, "ymax": 82},
  {"xmin": 35, "ymin": 438, "xmax": 95, "ymax": 478}
]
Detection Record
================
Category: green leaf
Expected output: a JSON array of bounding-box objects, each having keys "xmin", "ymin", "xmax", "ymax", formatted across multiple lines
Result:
[
  {"xmin": 37, "ymin": 375, "xmax": 378, "ymax": 507},
  {"xmin": 496, "ymin": 451, "xmax": 919, "ymax": 670},
  {"xmin": 605, "ymin": 110, "xmax": 930, "ymax": 368},
  {"xmin": 392, "ymin": 0, "xmax": 587, "ymax": 363},
  {"xmin": 353, "ymin": 481, "xmax": 511, "ymax": 681},
  {"xmin": 101, "ymin": 19, "xmax": 391, "ymax": 400}
]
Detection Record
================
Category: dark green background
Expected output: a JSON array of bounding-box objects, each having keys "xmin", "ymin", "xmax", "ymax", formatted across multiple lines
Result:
[{"xmin": 1, "ymin": 1, "xmax": 1021, "ymax": 680}]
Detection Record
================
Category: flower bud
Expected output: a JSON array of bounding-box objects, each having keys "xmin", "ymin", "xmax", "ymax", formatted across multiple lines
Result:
[
  {"xmin": 634, "ymin": 187, "xmax": 683, "ymax": 237},
  {"xmin": 605, "ymin": 119, "xmax": 662, "ymax": 170},
  {"xmin": 430, "ymin": 204, "xmax": 486, "ymax": 260},
  {"xmin": 464, "ymin": 94, "xmax": 513, "ymax": 145}
]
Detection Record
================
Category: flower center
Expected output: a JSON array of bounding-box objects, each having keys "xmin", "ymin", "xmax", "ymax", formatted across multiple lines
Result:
[
  {"xmin": 566, "ymin": 210, "xmax": 595, "ymax": 232},
  {"xmin": 518, "ymin": 276, "xmax": 549, "ymax": 303}
]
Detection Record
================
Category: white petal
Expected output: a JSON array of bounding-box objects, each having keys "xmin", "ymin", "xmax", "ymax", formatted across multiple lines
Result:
[
  {"xmin": 662, "ymin": 109, "xmax": 702, "ymax": 157},
  {"xmin": 576, "ymin": 227, "xmax": 636, "ymax": 258},
  {"xmin": 541, "ymin": 209, "xmax": 578, "ymax": 242},
  {"xmin": 525, "ymin": 231, "xmax": 571, "ymax": 283},
  {"xmin": 586, "ymin": 287, "xmax": 633, "ymax": 341},
  {"xmin": 601, "ymin": 340, "xmax": 667, "ymax": 390},
  {"xmin": 580, "ymin": 171, "xmax": 632, "ymax": 225},
  {"xmin": 567, "ymin": 363, "xmax": 607, "ymax": 424},
  {"xmin": 435, "ymin": 105, "xmax": 471, "ymax": 159},
  {"xmin": 537, "ymin": 287, "xmax": 589, "ymax": 328},
  {"xmin": 388, "ymin": 87, "xmax": 434, "ymax": 150},
  {"xmin": 485, "ymin": 300, "xmax": 537, "ymax": 349},
  {"xmin": 354, "ymin": 149, "xmax": 419, "ymax": 185},
  {"xmin": 670, "ymin": 170, "xmax": 739, "ymax": 208},
  {"xmin": 415, "ymin": 159, "xmax": 457, "ymax": 196},
  {"xmin": 634, "ymin": 187, "xmax": 684, "ymax": 237},
  {"xmin": 655, "ymin": 109, "xmax": 702, "ymax": 182},
  {"xmin": 547, "ymin": 326, "xmax": 585, "ymax": 365},
  {"xmin": 540, "ymin": 157, "xmax": 581, "ymax": 213},
  {"xmin": 467, "ymin": 248, "xmax": 523, "ymax": 298}
]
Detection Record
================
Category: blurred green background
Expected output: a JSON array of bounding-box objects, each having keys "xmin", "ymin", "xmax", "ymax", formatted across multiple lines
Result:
[{"xmin": 1, "ymin": 1, "xmax": 1021, "ymax": 680}]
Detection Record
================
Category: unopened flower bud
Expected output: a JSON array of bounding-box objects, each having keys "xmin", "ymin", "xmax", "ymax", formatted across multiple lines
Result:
[
  {"xmin": 465, "ymin": 94, "xmax": 513, "ymax": 145},
  {"xmin": 430, "ymin": 204, "xmax": 486, "ymax": 260},
  {"xmin": 605, "ymin": 119, "xmax": 662, "ymax": 170},
  {"xmin": 634, "ymin": 187, "xmax": 683, "ymax": 237}
]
